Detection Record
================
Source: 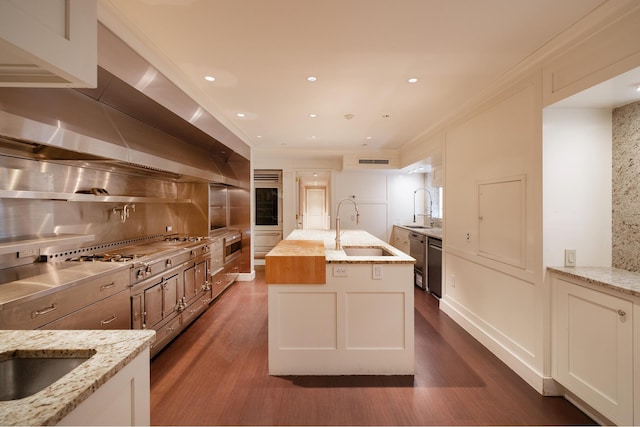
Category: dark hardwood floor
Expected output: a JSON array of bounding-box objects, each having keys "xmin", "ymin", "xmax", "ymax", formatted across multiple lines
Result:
[{"xmin": 150, "ymin": 270, "xmax": 595, "ymax": 426}]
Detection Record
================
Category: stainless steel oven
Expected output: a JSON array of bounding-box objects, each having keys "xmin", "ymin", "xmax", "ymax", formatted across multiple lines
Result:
[{"xmin": 224, "ymin": 232, "xmax": 242, "ymax": 262}]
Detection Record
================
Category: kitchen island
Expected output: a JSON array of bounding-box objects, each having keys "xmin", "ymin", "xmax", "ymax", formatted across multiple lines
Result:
[
  {"xmin": 266, "ymin": 229, "xmax": 415, "ymax": 375},
  {"xmin": 0, "ymin": 329, "xmax": 155, "ymax": 426}
]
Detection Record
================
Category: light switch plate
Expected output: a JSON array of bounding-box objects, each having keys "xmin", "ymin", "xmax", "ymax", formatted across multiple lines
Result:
[{"xmin": 564, "ymin": 249, "xmax": 576, "ymax": 267}]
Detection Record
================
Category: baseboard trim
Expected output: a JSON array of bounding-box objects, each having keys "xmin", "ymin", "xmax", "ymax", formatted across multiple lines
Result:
[
  {"xmin": 439, "ymin": 297, "xmax": 546, "ymax": 395},
  {"xmin": 237, "ymin": 271, "xmax": 256, "ymax": 281}
]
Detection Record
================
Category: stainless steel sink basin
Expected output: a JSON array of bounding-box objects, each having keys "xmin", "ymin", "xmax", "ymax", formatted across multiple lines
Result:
[
  {"xmin": 343, "ymin": 246, "xmax": 394, "ymax": 257},
  {"xmin": 0, "ymin": 353, "xmax": 93, "ymax": 401},
  {"xmin": 404, "ymin": 224, "xmax": 431, "ymax": 229}
]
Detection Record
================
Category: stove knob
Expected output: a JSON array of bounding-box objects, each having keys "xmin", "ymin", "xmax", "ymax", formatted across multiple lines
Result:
[
  {"xmin": 166, "ymin": 259, "xmax": 172, "ymax": 267},
  {"xmin": 145, "ymin": 266, "xmax": 152, "ymax": 276},
  {"xmin": 137, "ymin": 270, "xmax": 144, "ymax": 280}
]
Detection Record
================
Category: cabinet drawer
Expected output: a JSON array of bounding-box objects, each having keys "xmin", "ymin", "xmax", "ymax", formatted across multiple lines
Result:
[
  {"xmin": 255, "ymin": 231, "xmax": 282, "ymax": 246},
  {"xmin": 42, "ymin": 289, "xmax": 131, "ymax": 330},
  {"xmin": 182, "ymin": 296, "xmax": 209, "ymax": 327},
  {"xmin": 150, "ymin": 316, "xmax": 181, "ymax": 356},
  {"xmin": 0, "ymin": 269, "xmax": 129, "ymax": 330}
]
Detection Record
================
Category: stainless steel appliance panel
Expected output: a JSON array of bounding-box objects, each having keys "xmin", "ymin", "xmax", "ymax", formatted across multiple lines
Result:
[
  {"xmin": 42, "ymin": 289, "xmax": 131, "ymax": 330},
  {"xmin": 409, "ymin": 232, "xmax": 427, "ymax": 290},
  {"xmin": 428, "ymin": 237, "xmax": 442, "ymax": 298}
]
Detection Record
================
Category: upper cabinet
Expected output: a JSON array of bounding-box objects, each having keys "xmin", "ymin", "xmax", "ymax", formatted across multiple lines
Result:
[{"xmin": 0, "ymin": 0, "xmax": 97, "ymax": 87}]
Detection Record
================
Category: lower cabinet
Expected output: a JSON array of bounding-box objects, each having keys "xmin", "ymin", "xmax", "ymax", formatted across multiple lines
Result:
[
  {"xmin": 551, "ymin": 274, "xmax": 635, "ymax": 426},
  {"xmin": 391, "ymin": 226, "xmax": 410, "ymax": 254},
  {"xmin": 43, "ymin": 289, "xmax": 130, "ymax": 330},
  {"xmin": 57, "ymin": 347, "xmax": 150, "ymax": 426}
]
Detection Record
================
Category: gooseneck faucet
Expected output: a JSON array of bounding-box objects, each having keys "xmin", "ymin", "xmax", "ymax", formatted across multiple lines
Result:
[
  {"xmin": 335, "ymin": 198, "xmax": 360, "ymax": 250},
  {"xmin": 413, "ymin": 188, "xmax": 432, "ymax": 225}
]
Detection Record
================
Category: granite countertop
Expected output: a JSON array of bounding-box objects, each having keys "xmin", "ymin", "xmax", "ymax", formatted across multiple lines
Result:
[
  {"xmin": 395, "ymin": 224, "xmax": 443, "ymax": 239},
  {"xmin": 286, "ymin": 229, "xmax": 414, "ymax": 264},
  {"xmin": 548, "ymin": 266, "xmax": 640, "ymax": 298},
  {"xmin": 0, "ymin": 329, "xmax": 155, "ymax": 426},
  {"xmin": 0, "ymin": 262, "xmax": 130, "ymax": 311}
]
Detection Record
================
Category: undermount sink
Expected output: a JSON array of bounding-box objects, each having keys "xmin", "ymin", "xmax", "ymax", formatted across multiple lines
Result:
[
  {"xmin": 343, "ymin": 246, "xmax": 394, "ymax": 257},
  {"xmin": 403, "ymin": 224, "xmax": 431, "ymax": 229},
  {"xmin": 0, "ymin": 352, "xmax": 94, "ymax": 401}
]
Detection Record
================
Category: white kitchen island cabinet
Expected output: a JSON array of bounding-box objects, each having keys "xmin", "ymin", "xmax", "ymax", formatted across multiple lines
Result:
[
  {"xmin": 266, "ymin": 230, "xmax": 415, "ymax": 375},
  {"xmin": 550, "ymin": 267, "xmax": 639, "ymax": 426}
]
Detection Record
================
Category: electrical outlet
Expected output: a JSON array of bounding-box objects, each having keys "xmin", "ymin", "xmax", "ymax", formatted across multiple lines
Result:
[
  {"xmin": 333, "ymin": 266, "xmax": 348, "ymax": 277},
  {"xmin": 166, "ymin": 225, "xmax": 173, "ymax": 232},
  {"xmin": 564, "ymin": 249, "xmax": 576, "ymax": 267},
  {"xmin": 372, "ymin": 265, "xmax": 383, "ymax": 280},
  {"xmin": 449, "ymin": 274, "xmax": 456, "ymax": 288},
  {"xmin": 465, "ymin": 232, "xmax": 470, "ymax": 242}
]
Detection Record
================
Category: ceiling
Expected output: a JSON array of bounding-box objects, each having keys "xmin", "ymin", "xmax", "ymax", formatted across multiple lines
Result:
[{"xmin": 99, "ymin": 0, "xmax": 616, "ymax": 160}]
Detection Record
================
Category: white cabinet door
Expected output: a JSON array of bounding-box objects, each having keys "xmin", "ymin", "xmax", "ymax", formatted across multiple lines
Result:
[
  {"xmin": 552, "ymin": 277, "xmax": 634, "ymax": 426},
  {"xmin": 0, "ymin": 0, "xmax": 97, "ymax": 87},
  {"xmin": 392, "ymin": 226, "xmax": 410, "ymax": 254}
]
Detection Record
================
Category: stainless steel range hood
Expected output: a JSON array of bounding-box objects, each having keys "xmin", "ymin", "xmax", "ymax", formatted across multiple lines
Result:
[{"xmin": 0, "ymin": 25, "xmax": 249, "ymax": 186}]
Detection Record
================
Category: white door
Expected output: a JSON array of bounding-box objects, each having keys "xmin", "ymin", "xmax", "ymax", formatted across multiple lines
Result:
[{"xmin": 305, "ymin": 188, "xmax": 327, "ymax": 229}]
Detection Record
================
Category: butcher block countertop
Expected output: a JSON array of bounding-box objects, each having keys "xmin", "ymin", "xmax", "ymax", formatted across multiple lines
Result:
[
  {"xmin": 265, "ymin": 240, "xmax": 326, "ymax": 284},
  {"xmin": 0, "ymin": 329, "xmax": 155, "ymax": 426}
]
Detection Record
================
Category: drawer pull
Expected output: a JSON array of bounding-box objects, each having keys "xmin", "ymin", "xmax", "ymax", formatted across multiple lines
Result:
[
  {"xmin": 32, "ymin": 304, "xmax": 58, "ymax": 318},
  {"xmin": 100, "ymin": 282, "xmax": 116, "ymax": 291},
  {"xmin": 100, "ymin": 314, "xmax": 118, "ymax": 325},
  {"xmin": 618, "ymin": 309, "xmax": 626, "ymax": 317}
]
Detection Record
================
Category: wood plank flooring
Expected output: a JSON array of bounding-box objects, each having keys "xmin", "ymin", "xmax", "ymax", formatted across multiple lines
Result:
[{"xmin": 149, "ymin": 270, "xmax": 595, "ymax": 426}]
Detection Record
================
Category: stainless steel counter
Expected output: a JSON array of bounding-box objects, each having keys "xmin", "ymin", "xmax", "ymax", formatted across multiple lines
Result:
[{"xmin": 0, "ymin": 262, "xmax": 128, "ymax": 311}]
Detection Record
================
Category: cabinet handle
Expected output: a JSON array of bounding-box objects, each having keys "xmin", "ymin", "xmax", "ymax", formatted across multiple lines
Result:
[
  {"xmin": 32, "ymin": 303, "xmax": 58, "ymax": 318},
  {"xmin": 100, "ymin": 314, "xmax": 118, "ymax": 325},
  {"xmin": 100, "ymin": 282, "xmax": 116, "ymax": 291},
  {"xmin": 618, "ymin": 309, "xmax": 626, "ymax": 317}
]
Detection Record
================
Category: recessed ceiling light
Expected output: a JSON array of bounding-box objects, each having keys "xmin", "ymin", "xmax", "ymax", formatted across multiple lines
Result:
[
  {"xmin": 236, "ymin": 113, "xmax": 245, "ymax": 118},
  {"xmin": 307, "ymin": 76, "xmax": 317, "ymax": 82},
  {"xmin": 408, "ymin": 77, "xmax": 418, "ymax": 83},
  {"xmin": 204, "ymin": 75, "xmax": 216, "ymax": 82},
  {"xmin": 309, "ymin": 113, "xmax": 318, "ymax": 118},
  {"xmin": 257, "ymin": 135, "xmax": 263, "ymax": 138},
  {"xmin": 636, "ymin": 84, "xmax": 640, "ymax": 92},
  {"xmin": 365, "ymin": 136, "xmax": 373, "ymax": 140}
]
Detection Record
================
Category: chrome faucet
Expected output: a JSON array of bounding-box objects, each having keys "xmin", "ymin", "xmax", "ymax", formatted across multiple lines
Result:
[
  {"xmin": 113, "ymin": 204, "xmax": 136, "ymax": 223},
  {"xmin": 413, "ymin": 188, "xmax": 432, "ymax": 225},
  {"xmin": 335, "ymin": 198, "xmax": 360, "ymax": 250}
]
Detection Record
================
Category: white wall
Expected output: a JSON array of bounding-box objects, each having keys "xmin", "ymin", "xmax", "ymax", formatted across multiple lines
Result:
[
  {"xmin": 542, "ymin": 108, "xmax": 612, "ymax": 268},
  {"xmin": 440, "ymin": 77, "xmax": 545, "ymax": 392}
]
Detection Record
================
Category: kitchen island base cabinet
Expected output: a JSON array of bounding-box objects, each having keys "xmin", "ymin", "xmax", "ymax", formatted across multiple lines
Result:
[
  {"xmin": 57, "ymin": 348, "xmax": 150, "ymax": 426},
  {"xmin": 268, "ymin": 263, "xmax": 414, "ymax": 375}
]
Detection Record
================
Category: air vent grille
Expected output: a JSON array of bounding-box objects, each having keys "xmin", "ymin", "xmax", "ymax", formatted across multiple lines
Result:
[
  {"xmin": 358, "ymin": 159, "xmax": 390, "ymax": 165},
  {"xmin": 254, "ymin": 169, "xmax": 282, "ymax": 182}
]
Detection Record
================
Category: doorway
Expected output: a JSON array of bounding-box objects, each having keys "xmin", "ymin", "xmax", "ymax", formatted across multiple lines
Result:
[
  {"xmin": 305, "ymin": 187, "xmax": 327, "ymax": 229},
  {"xmin": 296, "ymin": 170, "xmax": 331, "ymax": 230}
]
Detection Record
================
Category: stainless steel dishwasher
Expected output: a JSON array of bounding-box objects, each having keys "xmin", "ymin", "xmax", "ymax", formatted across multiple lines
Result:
[
  {"xmin": 409, "ymin": 232, "xmax": 427, "ymax": 290},
  {"xmin": 427, "ymin": 237, "xmax": 442, "ymax": 298}
]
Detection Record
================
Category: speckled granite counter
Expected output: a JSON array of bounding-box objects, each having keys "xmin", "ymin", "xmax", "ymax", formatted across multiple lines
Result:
[
  {"xmin": 548, "ymin": 266, "xmax": 640, "ymax": 298},
  {"xmin": 286, "ymin": 229, "xmax": 414, "ymax": 264},
  {"xmin": 395, "ymin": 225, "xmax": 443, "ymax": 240},
  {"xmin": 0, "ymin": 329, "xmax": 155, "ymax": 426}
]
